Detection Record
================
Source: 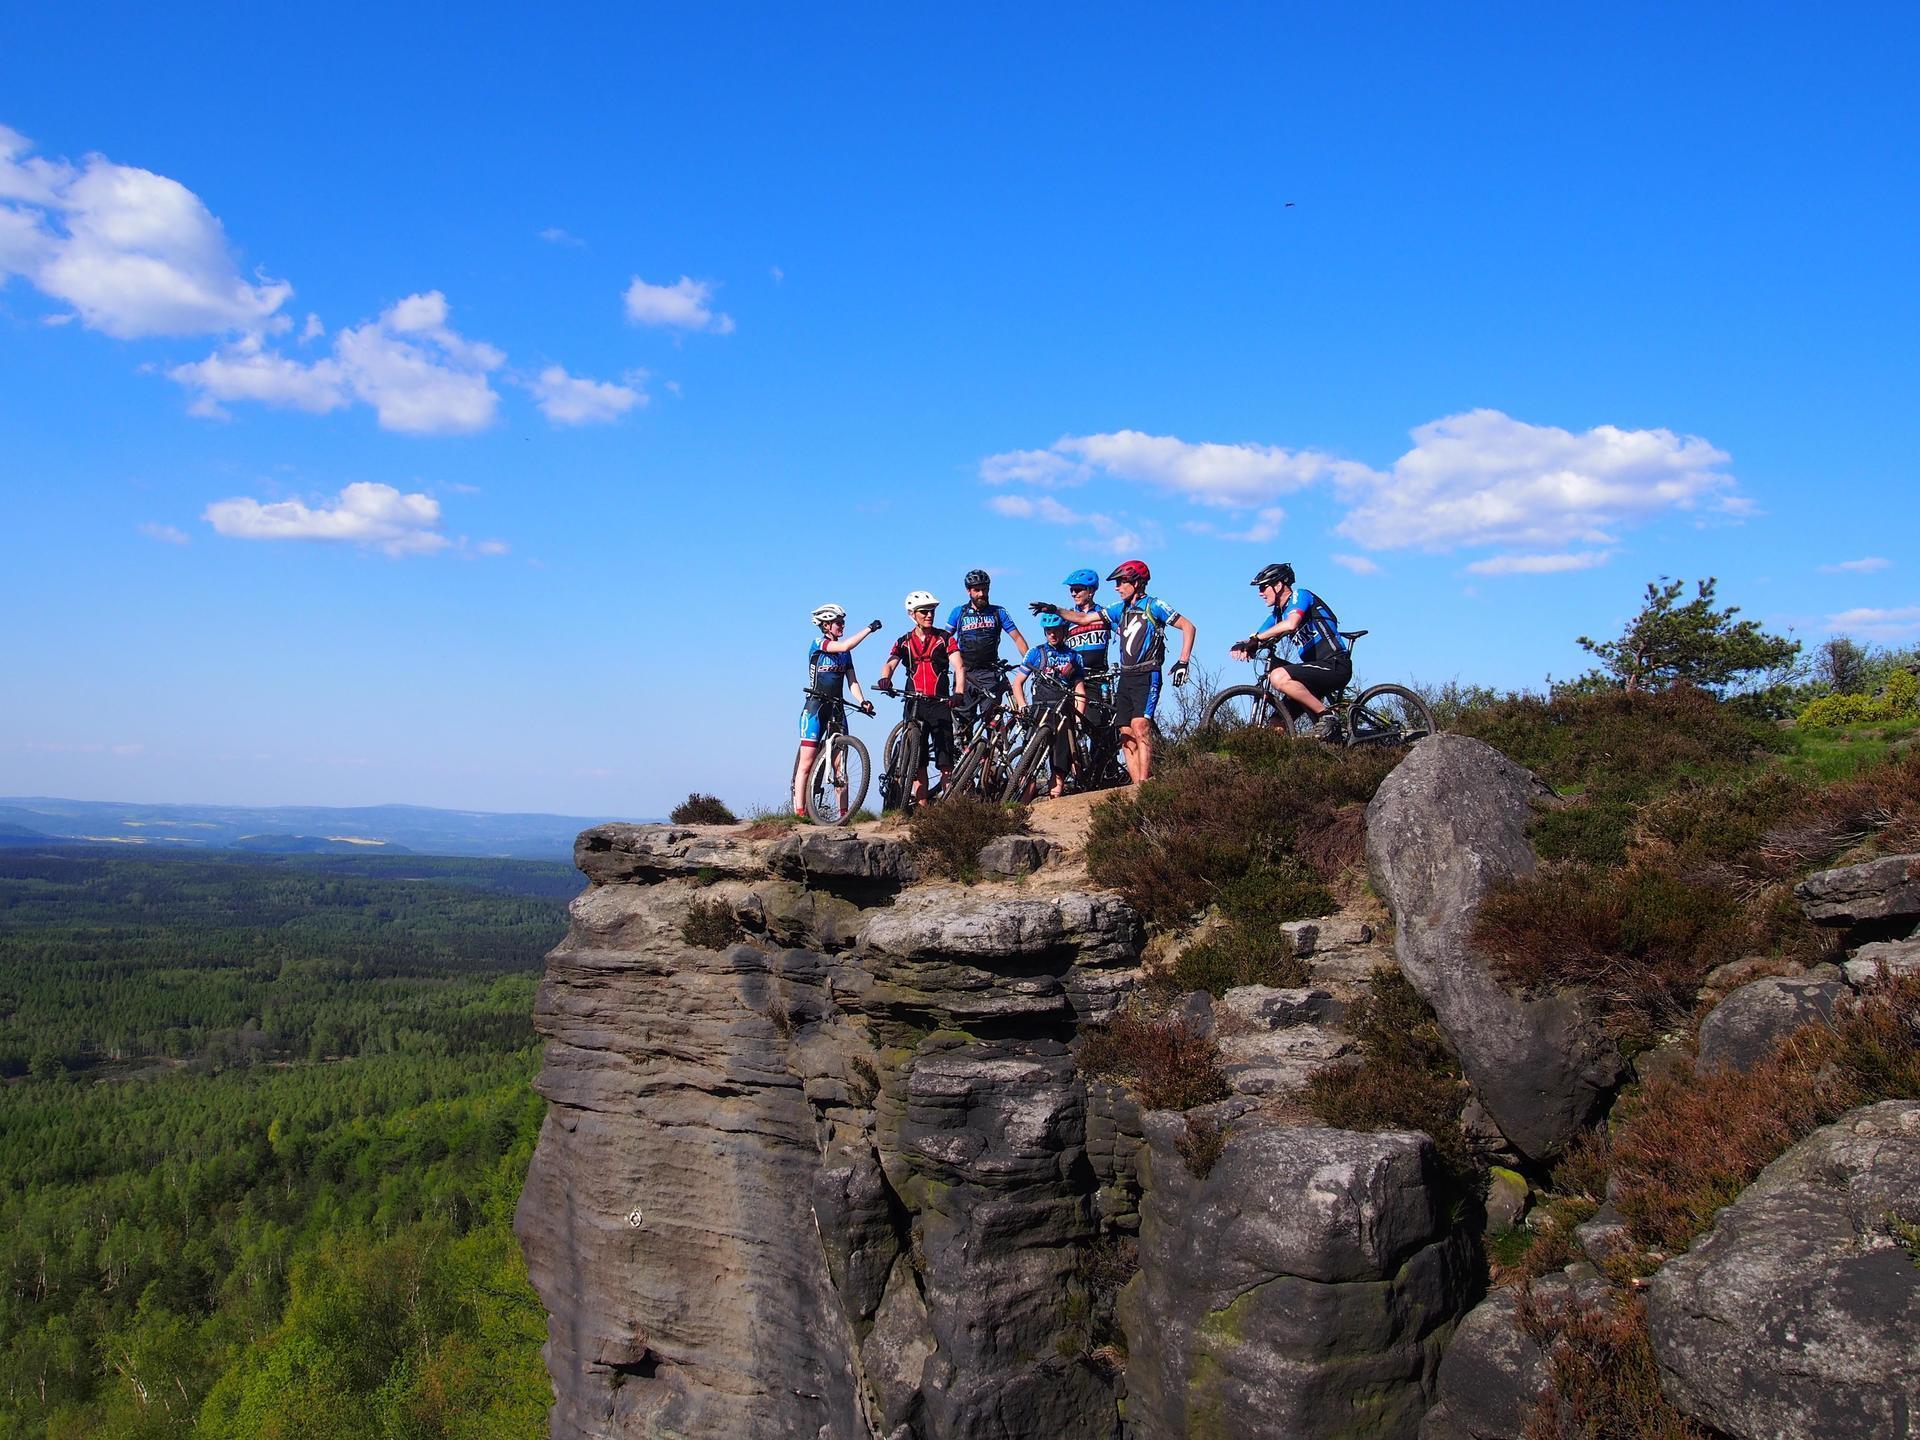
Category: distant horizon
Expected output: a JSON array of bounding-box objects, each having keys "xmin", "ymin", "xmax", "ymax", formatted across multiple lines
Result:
[{"xmin": 0, "ymin": 793, "xmax": 619, "ymax": 822}]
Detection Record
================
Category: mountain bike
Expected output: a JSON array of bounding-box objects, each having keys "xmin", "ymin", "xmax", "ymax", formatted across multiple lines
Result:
[
  {"xmin": 874, "ymin": 687, "xmax": 954, "ymax": 814},
  {"xmin": 943, "ymin": 662, "xmax": 1024, "ymax": 800},
  {"xmin": 1069, "ymin": 671, "xmax": 1129, "ymax": 792},
  {"xmin": 1000, "ymin": 690, "xmax": 1082, "ymax": 803},
  {"xmin": 1203, "ymin": 632, "xmax": 1437, "ymax": 748},
  {"xmin": 800, "ymin": 688, "xmax": 873, "ymax": 826}
]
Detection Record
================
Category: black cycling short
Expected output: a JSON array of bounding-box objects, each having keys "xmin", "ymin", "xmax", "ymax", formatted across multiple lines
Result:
[
  {"xmin": 1114, "ymin": 670, "xmax": 1162, "ymax": 726},
  {"xmin": 1278, "ymin": 653, "xmax": 1353, "ymax": 700},
  {"xmin": 915, "ymin": 711, "xmax": 957, "ymax": 772}
]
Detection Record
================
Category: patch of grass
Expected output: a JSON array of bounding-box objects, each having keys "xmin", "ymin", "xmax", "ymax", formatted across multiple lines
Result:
[
  {"xmin": 739, "ymin": 805, "xmax": 806, "ymax": 839},
  {"xmin": 670, "ymin": 792, "xmax": 738, "ymax": 825},
  {"xmin": 1303, "ymin": 968, "xmax": 1475, "ymax": 1187},
  {"xmin": 1609, "ymin": 975, "xmax": 1920, "ymax": 1257},
  {"xmin": 1170, "ymin": 923, "xmax": 1307, "ymax": 997},
  {"xmin": 907, "ymin": 796, "xmax": 1031, "ymax": 880},
  {"xmin": 1077, "ymin": 1005, "xmax": 1230, "ymax": 1112},
  {"xmin": 680, "ymin": 897, "xmax": 740, "ymax": 949},
  {"xmin": 1086, "ymin": 738, "xmax": 1396, "ymax": 928},
  {"xmin": 1780, "ymin": 716, "xmax": 1920, "ymax": 783},
  {"xmin": 1515, "ymin": 1290, "xmax": 1706, "ymax": 1440}
]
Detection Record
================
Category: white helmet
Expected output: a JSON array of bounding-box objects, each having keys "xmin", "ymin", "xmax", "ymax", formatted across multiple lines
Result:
[
  {"xmin": 904, "ymin": 589, "xmax": 939, "ymax": 614},
  {"xmin": 811, "ymin": 602, "xmax": 847, "ymax": 626}
]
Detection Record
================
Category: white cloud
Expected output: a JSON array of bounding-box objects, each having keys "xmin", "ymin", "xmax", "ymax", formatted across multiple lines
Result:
[
  {"xmin": 170, "ymin": 291, "xmax": 502, "ymax": 434},
  {"xmin": 538, "ymin": 226, "xmax": 584, "ymax": 247},
  {"xmin": 1339, "ymin": 410, "xmax": 1736, "ymax": 551},
  {"xmin": 1465, "ymin": 550, "xmax": 1613, "ymax": 576},
  {"xmin": 980, "ymin": 410, "xmax": 1744, "ymax": 568},
  {"xmin": 473, "ymin": 538, "xmax": 510, "ymax": 557},
  {"xmin": 623, "ymin": 274, "xmax": 734, "ymax": 333},
  {"xmin": 203, "ymin": 481, "xmax": 450, "ymax": 556},
  {"xmin": 1818, "ymin": 556, "xmax": 1891, "ymax": 574},
  {"xmin": 299, "ymin": 312, "xmax": 324, "ymax": 342},
  {"xmin": 138, "ymin": 521, "xmax": 189, "ymax": 545},
  {"xmin": 1331, "ymin": 553, "xmax": 1380, "ymax": 575},
  {"xmin": 528, "ymin": 364, "xmax": 645, "ymax": 425},
  {"xmin": 1825, "ymin": 606, "xmax": 1920, "ymax": 640},
  {"xmin": 1182, "ymin": 506, "xmax": 1287, "ymax": 543},
  {"xmin": 985, "ymin": 493, "xmax": 1152, "ymax": 554},
  {"xmin": 0, "ymin": 124, "xmax": 290, "ymax": 337},
  {"xmin": 769, "ymin": 264, "xmax": 784, "ymax": 283}
]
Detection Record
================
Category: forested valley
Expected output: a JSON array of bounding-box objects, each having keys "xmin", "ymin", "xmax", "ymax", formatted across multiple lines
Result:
[{"xmin": 0, "ymin": 849, "xmax": 576, "ymax": 1438}]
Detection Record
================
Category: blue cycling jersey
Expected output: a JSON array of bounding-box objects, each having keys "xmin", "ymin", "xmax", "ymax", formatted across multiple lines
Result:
[
  {"xmin": 1020, "ymin": 643, "xmax": 1085, "ymax": 701},
  {"xmin": 1062, "ymin": 605, "xmax": 1111, "ymax": 673},
  {"xmin": 807, "ymin": 640, "xmax": 856, "ymax": 700},
  {"xmin": 1267, "ymin": 586, "xmax": 1349, "ymax": 662},
  {"xmin": 947, "ymin": 601, "xmax": 1018, "ymax": 665},
  {"xmin": 1103, "ymin": 595, "xmax": 1180, "ymax": 669}
]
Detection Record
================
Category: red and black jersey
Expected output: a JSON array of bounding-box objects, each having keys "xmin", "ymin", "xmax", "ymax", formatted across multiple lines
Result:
[{"xmin": 889, "ymin": 627, "xmax": 957, "ymax": 698}]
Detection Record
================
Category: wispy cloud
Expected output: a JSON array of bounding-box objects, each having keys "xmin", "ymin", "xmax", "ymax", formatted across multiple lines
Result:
[
  {"xmin": 138, "ymin": 521, "xmax": 190, "ymax": 545},
  {"xmin": 1825, "ymin": 605, "xmax": 1920, "ymax": 640},
  {"xmin": 986, "ymin": 493, "xmax": 1156, "ymax": 554},
  {"xmin": 1466, "ymin": 550, "xmax": 1613, "ymax": 576},
  {"xmin": 1331, "ymin": 553, "xmax": 1380, "ymax": 575},
  {"xmin": 528, "ymin": 364, "xmax": 645, "ymax": 425},
  {"xmin": 0, "ymin": 123, "xmax": 290, "ymax": 337},
  {"xmin": 538, "ymin": 226, "xmax": 585, "ymax": 247},
  {"xmin": 623, "ymin": 274, "xmax": 734, "ymax": 333},
  {"xmin": 203, "ymin": 481, "xmax": 450, "ymax": 556},
  {"xmin": 1818, "ymin": 556, "xmax": 1891, "ymax": 574}
]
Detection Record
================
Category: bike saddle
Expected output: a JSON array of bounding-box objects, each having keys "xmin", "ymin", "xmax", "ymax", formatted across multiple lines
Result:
[{"xmin": 1340, "ymin": 629, "xmax": 1369, "ymax": 640}]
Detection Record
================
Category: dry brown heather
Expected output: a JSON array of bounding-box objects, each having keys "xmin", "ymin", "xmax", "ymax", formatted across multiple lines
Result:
[
  {"xmin": 905, "ymin": 795, "xmax": 1030, "ymax": 879},
  {"xmin": 1076, "ymin": 1005, "xmax": 1230, "ymax": 1114}
]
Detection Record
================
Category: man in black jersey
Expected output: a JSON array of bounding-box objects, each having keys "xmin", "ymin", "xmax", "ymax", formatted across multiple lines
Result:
[{"xmin": 947, "ymin": 568, "xmax": 1028, "ymax": 736}]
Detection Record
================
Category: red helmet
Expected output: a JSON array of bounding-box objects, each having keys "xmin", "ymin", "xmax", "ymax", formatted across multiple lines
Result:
[{"xmin": 1106, "ymin": 559, "xmax": 1150, "ymax": 585}]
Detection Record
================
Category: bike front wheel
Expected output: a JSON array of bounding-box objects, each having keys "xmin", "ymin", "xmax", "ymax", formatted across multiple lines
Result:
[
  {"xmin": 1344, "ymin": 684, "xmax": 1437, "ymax": 748},
  {"xmin": 1000, "ymin": 720, "xmax": 1055, "ymax": 804},
  {"xmin": 883, "ymin": 720, "xmax": 924, "ymax": 813},
  {"xmin": 1203, "ymin": 684, "xmax": 1306, "ymax": 735},
  {"xmin": 805, "ymin": 733, "xmax": 871, "ymax": 825}
]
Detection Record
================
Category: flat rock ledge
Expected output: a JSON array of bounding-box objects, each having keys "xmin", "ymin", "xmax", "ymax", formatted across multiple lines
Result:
[{"xmin": 1796, "ymin": 852, "xmax": 1920, "ymax": 926}]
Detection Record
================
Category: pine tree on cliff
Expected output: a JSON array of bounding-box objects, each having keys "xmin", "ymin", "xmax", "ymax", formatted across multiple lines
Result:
[{"xmin": 1574, "ymin": 576, "xmax": 1801, "ymax": 695}]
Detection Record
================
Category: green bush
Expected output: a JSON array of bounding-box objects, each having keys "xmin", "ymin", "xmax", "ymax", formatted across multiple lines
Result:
[
  {"xmin": 907, "ymin": 797, "xmax": 1031, "ymax": 880},
  {"xmin": 1798, "ymin": 667, "xmax": 1919, "ymax": 728},
  {"xmin": 1170, "ymin": 923, "xmax": 1306, "ymax": 997},
  {"xmin": 670, "ymin": 792, "xmax": 738, "ymax": 824}
]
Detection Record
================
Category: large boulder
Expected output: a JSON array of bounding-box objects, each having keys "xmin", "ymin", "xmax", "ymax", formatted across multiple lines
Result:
[
  {"xmin": 1796, "ymin": 852, "xmax": 1920, "ymax": 926},
  {"xmin": 1695, "ymin": 971, "xmax": 1848, "ymax": 1073},
  {"xmin": 1647, "ymin": 1100, "xmax": 1920, "ymax": 1439},
  {"xmin": 1365, "ymin": 736, "xmax": 1625, "ymax": 1162},
  {"xmin": 1119, "ymin": 1116, "xmax": 1475, "ymax": 1439}
]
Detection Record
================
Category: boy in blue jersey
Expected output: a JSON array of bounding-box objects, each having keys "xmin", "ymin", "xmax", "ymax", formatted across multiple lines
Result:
[
  {"xmin": 948, "ymin": 568, "xmax": 1027, "ymax": 734},
  {"xmin": 1009, "ymin": 612, "xmax": 1087, "ymax": 798},
  {"xmin": 1230, "ymin": 563, "xmax": 1352, "ymax": 740},
  {"xmin": 792, "ymin": 603, "xmax": 881, "ymax": 816}
]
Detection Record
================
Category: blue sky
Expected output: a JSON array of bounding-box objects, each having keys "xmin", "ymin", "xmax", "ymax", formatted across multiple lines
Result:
[{"xmin": 2, "ymin": 4, "xmax": 1915, "ymax": 817}]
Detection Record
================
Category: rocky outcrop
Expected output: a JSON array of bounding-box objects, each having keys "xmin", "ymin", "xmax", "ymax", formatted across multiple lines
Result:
[
  {"xmin": 1365, "ymin": 736, "xmax": 1625, "ymax": 1162},
  {"xmin": 1695, "ymin": 970, "xmax": 1848, "ymax": 1073},
  {"xmin": 1796, "ymin": 852, "xmax": 1920, "ymax": 926},
  {"xmin": 1647, "ymin": 1100, "xmax": 1920, "ymax": 1439},
  {"xmin": 1119, "ymin": 1115, "xmax": 1474, "ymax": 1440},
  {"xmin": 1418, "ymin": 1267, "xmax": 1612, "ymax": 1440},
  {"xmin": 1844, "ymin": 932, "xmax": 1920, "ymax": 986}
]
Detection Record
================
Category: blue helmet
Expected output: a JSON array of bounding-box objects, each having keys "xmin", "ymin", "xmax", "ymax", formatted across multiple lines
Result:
[
  {"xmin": 1063, "ymin": 568, "xmax": 1100, "ymax": 589},
  {"xmin": 1038, "ymin": 609, "xmax": 1072, "ymax": 630}
]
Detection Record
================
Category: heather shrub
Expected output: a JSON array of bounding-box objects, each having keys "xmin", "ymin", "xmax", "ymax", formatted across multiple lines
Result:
[
  {"xmin": 1515, "ymin": 1291, "xmax": 1705, "ymax": 1440},
  {"xmin": 1086, "ymin": 740, "xmax": 1395, "ymax": 927},
  {"xmin": 1176, "ymin": 1114, "xmax": 1227, "ymax": 1179},
  {"xmin": 681, "ymin": 897, "xmax": 740, "ymax": 950},
  {"xmin": 1077, "ymin": 1006, "xmax": 1230, "ymax": 1112},
  {"xmin": 670, "ymin": 792, "xmax": 738, "ymax": 825},
  {"xmin": 1609, "ymin": 975, "xmax": 1920, "ymax": 1255},
  {"xmin": 908, "ymin": 797, "xmax": 1030, "ymax": 880},
  {"xmin": 1170, "ymin": 924, "xmax": 1306, "ymax": 997},
  {"xmin": 1304, "ymin": 969, "xmax": 1474, "ymax": 1186}
]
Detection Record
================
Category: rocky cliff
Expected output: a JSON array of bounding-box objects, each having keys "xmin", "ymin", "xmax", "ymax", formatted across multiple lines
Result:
[{"xmin": 517, "ymin": 739, "xmax": 1920, "ymax": 1439}]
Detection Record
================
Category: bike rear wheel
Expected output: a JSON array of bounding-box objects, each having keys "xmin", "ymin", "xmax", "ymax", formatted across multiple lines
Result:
[
  {"xmin": 1344, "ymin": 684, "xmax": 1437, "ymax": 748},
  {"xmin": 805, "ymin": 733, "xmax": 871, "ymax": 825}
]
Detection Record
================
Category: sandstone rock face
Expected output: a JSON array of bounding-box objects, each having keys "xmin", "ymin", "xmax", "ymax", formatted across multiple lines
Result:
[
  {"xmin": 1119, "ymin": 1116, "xmax": 1474, "ymax": 1440},
  {"xmin": 1418, "ymin": 1268, "xmax": 1612, "ymax": 1440},
  {"xmin": 1365, "ymin": 736, "xmax": 1625, "ymax": 1162},
  {"xmin": 515, "ymin": 832, "xmax": 1145, "ymax": 1440},
  {"xmin": 1647, "ymin": 1101, "xmax": 1920, "ymax": 1439},
  {"xmin": 1695, "ymin": 972, "xmax": 1848, "ymax": 1073},
  {"xmin": 1796, "ymin": 852, "xmax": 1920, "ymax": 926}
]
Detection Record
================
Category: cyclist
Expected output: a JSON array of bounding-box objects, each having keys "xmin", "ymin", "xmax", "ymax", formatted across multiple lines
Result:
[
  {"xmin": 1230, "ymin": 562, "xmax": 1352, "ymax": 741},
  {"xmin": 1008, "ymin": 611, "xmax": 1087, "ymax": 798},
  {"xmin": 1057, "ymin": 568, "xmax": 1112, "ymax": 677},
  {"xmin": 947, "ymin": 568, "xmax": 1027, "ymax": 735},
  {"xmin": 877, "ymin": 590, "xmax": 965, "ymax": 805},
  {"xmin": 793, "ymin": 603, "xmax": 881, "ymax": 816},
  {"xmin": 1102, "ymin": 559, "xmax": 1195, "ymax": 784}
]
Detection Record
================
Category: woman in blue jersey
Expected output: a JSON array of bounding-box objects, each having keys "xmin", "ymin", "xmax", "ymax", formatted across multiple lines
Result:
[
  {"xmin": 792, "ymin": 603, "xmax": 881, "ymax": 817},
  {"xmin": 1229, "ymin": 563, "xmax": 1352, "ymax": 740}
]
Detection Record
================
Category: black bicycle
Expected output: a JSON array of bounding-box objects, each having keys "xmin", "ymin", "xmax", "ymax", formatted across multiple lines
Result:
[
  {"xmin": 875, "ymin": 687, "xmax": 956, "ymax": 814},
  {"xmin": 1068, "ymin": 670, "xmax": 1129, "ymax": 792},
  {"xmin": 1203, "ymin": 632, "xmax": 1436, "ymax": 748},
  {"xmin": 1000, "ymin": 689, "xmax": 1084, "ymax": 803},
  {"xmin": 800, "ymin": 688, "xmax": 874, "ymax": 825},
  {"xmin": 943, "ymin": 662, "xmax": 1023, "ymax": 800}
]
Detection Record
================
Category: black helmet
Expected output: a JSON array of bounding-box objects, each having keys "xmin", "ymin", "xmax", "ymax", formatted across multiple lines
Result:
[
  {"xmin": 1251, "ymin": 562, "xmax": 1294, "ymax": 589},
  {"xmin": 964, "ymin": 568, "xmax": 991, "ymax": 589}
]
